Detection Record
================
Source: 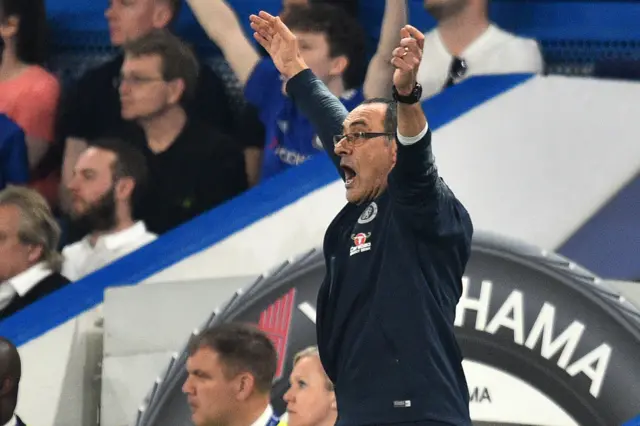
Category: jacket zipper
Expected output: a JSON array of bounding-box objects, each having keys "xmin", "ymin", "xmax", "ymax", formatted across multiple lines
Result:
[{"xmin": 328, "ymin": 255, "xmax": 336, "ymax": 298}]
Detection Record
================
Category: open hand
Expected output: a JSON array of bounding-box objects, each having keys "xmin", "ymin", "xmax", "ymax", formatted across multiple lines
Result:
[
  {"xmin": 250, "ymin": 11, "xmax": 308, "ymax": 79},
  {"xmin": 390, "ymin": 25, "xmax": 425, "ymax": 96}
]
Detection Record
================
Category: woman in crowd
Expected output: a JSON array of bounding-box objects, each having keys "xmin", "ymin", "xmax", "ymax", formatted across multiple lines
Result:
[
  {"xmin": 0, "ymin": 0, "xmax": 61, "ymax": 208},
  {"xmin": 282, "ymin": 346, "xmax": 337, "ymax": 426}
]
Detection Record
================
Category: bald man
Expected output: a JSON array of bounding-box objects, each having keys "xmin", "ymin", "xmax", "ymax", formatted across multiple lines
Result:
[{"xmin": 0, "ymin": 337, "xmax": 24, "ymax": 426}]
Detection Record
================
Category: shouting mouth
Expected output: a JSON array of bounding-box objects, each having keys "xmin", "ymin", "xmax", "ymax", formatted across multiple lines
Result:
[{"xmin": 342, "ymin": 165, "xmax": 357, "ymax": 187}]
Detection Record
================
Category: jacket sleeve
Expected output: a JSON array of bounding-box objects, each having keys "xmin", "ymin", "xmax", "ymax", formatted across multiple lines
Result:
[
  {"xmin": 388, "ymin": 127, "xmax": 473, "ymax": 242},
  {"xmin": 5, "ymin": 127, "xmax": 30, "ymax": 185},
  {"xmin": 286, "ymin": 69, "xmax": 348, "ymax": 179}
]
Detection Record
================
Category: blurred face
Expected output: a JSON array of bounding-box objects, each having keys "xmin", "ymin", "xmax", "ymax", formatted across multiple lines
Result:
[
  {"xmin": 424, "ymin": 0, "xmax": 470, "ymax": 20},
  {"xmin": 183, "ymin": 347, "xmax": 252, "ymax": 426},
  {"xmin": 105, "ymin": 0, "xmax": 172, "ymax": 46},
  {"xmin": 334, "ymin": 103, "xmax": 396, "ymax": 204},
  {"xmin": 119, "ymin": 54, "xmax": 183, "ymax": 121},
  {"xmin": 67, "ymin": 148, "xmax": 117, "ymax": 218},
  {"xmin": 0, "ymin": 13, "xmax": 18, "ymax": 42},
  {"xmin": 0, "ymin": 205, "xmax": 41, "ymax": 282},
  {"xmin": 294, "ymin": 31, "xmax": 347, "ymax": 84},
  {"xmin": 284, "ymin": 356, "xmax": 336, "ymax": 426}
]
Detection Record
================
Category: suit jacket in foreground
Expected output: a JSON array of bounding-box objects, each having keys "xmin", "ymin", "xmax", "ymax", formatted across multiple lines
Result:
[{"xmin": 0, "ymin": 272, "xmax": 70, "ymax": 321}]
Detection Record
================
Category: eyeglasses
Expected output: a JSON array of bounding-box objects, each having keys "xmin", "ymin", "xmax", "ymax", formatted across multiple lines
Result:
[{"xmin": 333, "ymin": 132, "xmax": 395, "ymax": 146}]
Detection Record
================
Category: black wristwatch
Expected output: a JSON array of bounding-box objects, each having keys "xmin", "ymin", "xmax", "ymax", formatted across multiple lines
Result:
[{"xmin": 392, "ymin": 83, "xmax": 422, "ymax": 104}]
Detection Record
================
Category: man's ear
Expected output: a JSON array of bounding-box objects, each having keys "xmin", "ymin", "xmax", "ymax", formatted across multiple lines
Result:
[
  {"xmin": 329, "ymin": 55, "xmax": 349, "ymax": 78},
  {"xmin": 26, "ymin": 245, "xmax": 44, "ymax": 265},
  {"xmin": 167, "ymin": 78, "xmax": 186, "ymax": 106},
  {"xmin": 0, "ymin": 377, "xmax": 15, "ymax": 397},
  {"xmin": 234, "ymin": 372, "xmax": 256, "ymax": 401},
  {"xmin": 115, "ymin": 177, "xmax": 135, "ymax": 202},
  {"xmin": 152, "ymin": 3, "xmax": 172, "ymax": 29}
]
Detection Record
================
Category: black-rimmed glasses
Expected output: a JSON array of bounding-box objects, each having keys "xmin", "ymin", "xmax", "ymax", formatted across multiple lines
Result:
[{"xmin": 333, "ymin": 132, "xmax": 395, "ymax": 146}]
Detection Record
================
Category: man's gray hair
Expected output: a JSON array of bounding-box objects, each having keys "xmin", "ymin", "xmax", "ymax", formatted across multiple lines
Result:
[{"xmin": 0, "ymin": 186, "xmax": 63, "ymax": 272}]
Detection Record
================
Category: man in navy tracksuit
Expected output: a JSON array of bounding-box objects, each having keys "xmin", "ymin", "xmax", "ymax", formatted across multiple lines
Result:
[{"xmin": 251, "ymin": 13, "xmax": 473, "ymax": 426}]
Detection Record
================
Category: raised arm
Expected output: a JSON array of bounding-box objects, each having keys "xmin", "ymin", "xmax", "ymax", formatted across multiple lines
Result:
[
  {"xmin": 187, "ymin": 0, "xmax": 261, "ymax": 86},
  {"xmin": 250, "ymin": 11, "xmax": 348, "ymax": 176},
  {"xmin": 389, "ymin": 26, "xmax": 472, "ymax": 241},
  {"xmin": 363, "ymin": 0, "xmax": 408, "ymax": 99}
]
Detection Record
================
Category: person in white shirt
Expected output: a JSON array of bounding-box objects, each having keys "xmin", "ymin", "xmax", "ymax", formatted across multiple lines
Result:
[
  {"xmin": 183, "ymin": 323, "xmax": 279, "ymax": 426},
  {"xmin": 417, "ymin": 0, "xmax": 544, "ymax": 99},
  {"xmin": 0, "ymin": 337, "xmax": 26, "ymax": 426},
  {"xmin": 0, "ymin": 186, "xmax": 69, "ymax": 320},
  {"xmin": 62, "ymin": 137, "xmax": 157, "ymax": 281}
]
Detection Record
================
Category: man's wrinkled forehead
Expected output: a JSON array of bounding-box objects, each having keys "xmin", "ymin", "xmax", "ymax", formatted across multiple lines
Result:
[{"xmin": 342, "ymin": 103, "xmax": 387, "ymax": 132}]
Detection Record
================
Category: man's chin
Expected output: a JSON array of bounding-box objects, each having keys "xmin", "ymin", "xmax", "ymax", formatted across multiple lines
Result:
[
  {"xmin": 120, "ymin": 110, "xmax": 136, "ymax": 121},
  {"xmin": 190, "ymin": 412, "xmax": 206, "ymax": 426},
  {"xmin": 345, "ymin": 188, "xmax": 361, "ymax": 204}
]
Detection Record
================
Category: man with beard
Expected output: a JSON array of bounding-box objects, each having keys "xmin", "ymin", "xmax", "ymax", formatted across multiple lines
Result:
[
  {"xmin": 61, "ymin": 138, "xmax": 157, "ymax": 281},
  {"xmin": 417, "ymin": 0, "xmax": 543, "ymax": 99}
]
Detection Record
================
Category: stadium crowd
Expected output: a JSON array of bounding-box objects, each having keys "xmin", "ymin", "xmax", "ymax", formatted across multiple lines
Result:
[{"xmin": 0, "ymin": 0, "xmax": 545, "ymax": 322}]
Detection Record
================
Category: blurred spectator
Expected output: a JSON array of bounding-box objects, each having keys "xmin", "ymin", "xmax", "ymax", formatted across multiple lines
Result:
[
  {"xmin": 0, "ymin": 186, "xmax": 69, "ymax": 320},
  {"xmin": 253, "ymin": 4, "xmax": 366, "ymax": 180},
  {"xmin": 57, "ymin": 0, "xmax": 257, "ymax": 208},
  {"xmin": 417, "ymin": 0, "xmax": 544, "ymax": 99},
  {"xmin": 189, "ymin": 2, "xmax": 361, "ymax": 181},
  {"xmin": 0, "ymin": 337, "xmax": 25, "ymax": 425},
  {"xmin": 281, "ymin": 0, "xmax": 359, "ymax": 20},
  {"xmin": 106, "ymin": 29, "xmax": 247, "ymax": 235},
  {"xmin": 0, "ymin": 0, "xmax": 61, "ymax": 207},
  {"xmin": 283, "ymin": 346, "xmax": 337, "ymax": 426},
  {"xmin": 0, "ymin": 114, "xmax": 28, "ymax": 190},
  {"xmin": 183, "ymin": 323, "xmax": 278, "ymax": 426},
  {"xmin": 188, "ymin": 0, "xmax": 405, "ymax": 181},
  {"xmin": 62, "ymin": 138, "xmax": 156, "ymax": 281}
]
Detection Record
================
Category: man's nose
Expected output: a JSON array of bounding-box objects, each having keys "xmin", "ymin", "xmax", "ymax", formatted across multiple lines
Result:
[
  {"xmin": 182, "ymin": 378, "xmax": 193, "ymax": 394},
  {"xmin": 66, "ymin": 176, "xmax": 79, "ymax": 191},
  {"xmin": 105, "ymin": 5, "xmax": 115, "ymax": 19},
  {"xmin": 334, "ymin": 140, "xmax": 352, "ymax": 156}
]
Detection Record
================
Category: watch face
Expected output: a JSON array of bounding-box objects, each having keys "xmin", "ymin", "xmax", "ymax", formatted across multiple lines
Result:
[{"xmin": 413, "ymin": 83, "xmax": 422, "ymax": 99}]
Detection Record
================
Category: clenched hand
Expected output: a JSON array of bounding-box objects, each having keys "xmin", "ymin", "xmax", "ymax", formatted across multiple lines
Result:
[{"xmin": 391, "ymin": 25, "xmax": 425, "ymax": 96}]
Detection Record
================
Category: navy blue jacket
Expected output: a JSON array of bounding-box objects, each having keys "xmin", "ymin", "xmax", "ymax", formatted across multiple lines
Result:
[
  {"xmin": 0, "ymin": 114, "xmax": 29, "ymax": 190},
  {"xmin": 287, "ymin": 70, "xmax": 473, "ymax": 426}
]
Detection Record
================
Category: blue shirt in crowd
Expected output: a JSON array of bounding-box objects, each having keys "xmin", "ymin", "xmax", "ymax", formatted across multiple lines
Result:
[
  {"xmin": 245, "ymin": 58, "xmax": 364, "ymax": 181},
  {"xmin": 0, "ymin": 114, "xmax": 29, "ymax": 190}
]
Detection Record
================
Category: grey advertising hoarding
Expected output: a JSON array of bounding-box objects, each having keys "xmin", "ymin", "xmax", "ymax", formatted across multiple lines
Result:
[{"xmin": 135, "ymin": 231, "xmax": 640, "ymax": 426}]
